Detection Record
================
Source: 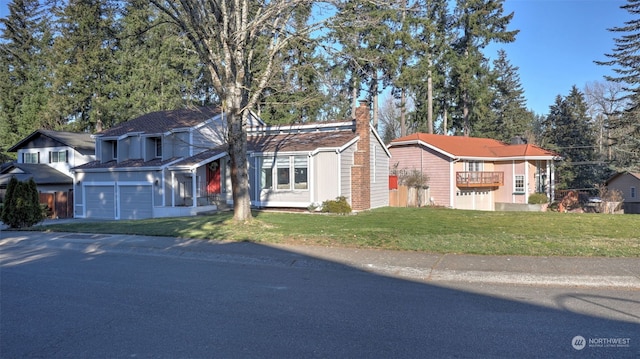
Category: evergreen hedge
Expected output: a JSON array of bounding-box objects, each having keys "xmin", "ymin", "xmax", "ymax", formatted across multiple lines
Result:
[{"xmin": 1, "ymin": 177, "xmax": 45, "ymax": 228}]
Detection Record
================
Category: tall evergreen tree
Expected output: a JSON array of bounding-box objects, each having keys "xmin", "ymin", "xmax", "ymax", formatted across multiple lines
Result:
[
  {"xmin": 50, "ymin": 0, "xmax": 119, "ymax": 132},
  {"xmin": 0, "ymin": 0, "xmax": 53, "ymax": 158},
  {"xmin": 475, "ymin": 49, "xmax": 533, "ymax": 142},
  {"xmin": 450, "ymin": 0, "xmax": 518, "ymax": 136},
  {"xmin": 113, "ymin": 0, "xmax": 210, "ymax": 125},
  {"xmin": 541, "ymin": 86, "xmax": 602, "ymax": 190},
  {"xmin": 595, "ymin": 0, "xmax": 640, "ymax": 171},
  {"xmin": 258, "ymin": 5, "xmax": 329, "ymax": 124}
]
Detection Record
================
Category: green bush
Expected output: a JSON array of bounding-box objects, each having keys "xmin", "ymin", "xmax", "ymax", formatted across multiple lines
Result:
[
  {"xmin": 321, "ymin": 196, "xmax": 352, "ymax": 214},
  {"xmin": 1, "ymin": 177, "xmax": 45, "ymax": 228},
  {"xmin": 528, "ymin": 193, "xmax": 549, "ymax": 204}
]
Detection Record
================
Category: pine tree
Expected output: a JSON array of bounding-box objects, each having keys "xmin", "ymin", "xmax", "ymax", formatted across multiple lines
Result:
[
  {"xmin": 258, "ymin": 5, "xmax": 329, "ymax": 124},
  {"xmin": 475, "ymin": 49, "xmax": 533, "ymax": 142},
  {"xmin": 542, "ymin": 86, "xmax": 602, "ymax": 190},
  {"xmin": 450, "ymin": 0, "xmax": 518, "ymax": 136},
  {"xmin": 0, "ymin": 0, "xmax": 53, "ymax": 158},
  {"xmin": 50, "ymin": 0, "xmax": 119, "ymax": 132},
  {"xmin": 113, "ymin": 0, "xmax": 210, "ymax": 125},
  {"xmin": 595, "ymin": 0, "xmax": 640, "ymax": 171}
]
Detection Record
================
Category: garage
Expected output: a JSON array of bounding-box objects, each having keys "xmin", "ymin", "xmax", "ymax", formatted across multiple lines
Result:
[
  {"xmin": 118, "ymin": 184, "xmax": 153, "ymax": 219},
  {"xmin": 455, "ymin": 189, "xmax": 494, "ymax": 211},
  {"xmin": 85, "ymin": 185, "xmax": 116, "ymax": 219}
]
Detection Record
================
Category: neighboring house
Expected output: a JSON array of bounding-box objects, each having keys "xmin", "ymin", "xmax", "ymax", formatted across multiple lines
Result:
[
  {"xmin": 606, "ymin": 172, "xmax": 640, "ymax": 214},
  {"xmin": 73, "ymin": 102, "xmax": 389, "ymax": 220},
  {"xmin": 387, "ymin": 134, "xmax": 560, "ymax": 211},
  {"xmin": 0, "ymin": 130, "xmax": 96, "ymax": 218}
]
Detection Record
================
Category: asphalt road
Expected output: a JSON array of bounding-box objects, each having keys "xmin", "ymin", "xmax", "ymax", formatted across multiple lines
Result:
[{"xmin": 1, "ymin": 232, "xmax": 638, "ymax": 358}]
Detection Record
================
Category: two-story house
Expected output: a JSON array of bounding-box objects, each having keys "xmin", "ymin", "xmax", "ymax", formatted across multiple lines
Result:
[
  {"xmin": 0, "ymin": 130, "xmax": 95, "ymax": 218},
  {"xmin": 388, "ymin": 133, "xmax": 560, "ymax": 211},
  {"xmin": 73, "ymin": 102, "xmax": 389, "ymax": 220}
]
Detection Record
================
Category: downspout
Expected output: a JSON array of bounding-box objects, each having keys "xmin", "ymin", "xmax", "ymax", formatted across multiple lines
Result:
[
  {"xmin": 337, "ymin": 150, "xmax": 342, "ymax": 197},
  {"xmin": 450, "ymin": 158, "xmax": 461, "ymax": 208},
  {"xmin": 161, "ymin": 169, "xmax": 166, "ymax": 207},
  {"xmin": 512, "ymin": 160, "xmax": 516, "ymax": 203},
  {"xmin": 191, "ymin": 169, "xmax": 197, "ymax": 208},
  {"xmin": 171, "ymin": 172, "xmax": 175, "ymax": 207}
]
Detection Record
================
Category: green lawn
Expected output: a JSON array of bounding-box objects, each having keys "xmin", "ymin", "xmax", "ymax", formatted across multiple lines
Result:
[{"xmin": 34, "ymin": 207, "xmax": 639, "ymax": 257}]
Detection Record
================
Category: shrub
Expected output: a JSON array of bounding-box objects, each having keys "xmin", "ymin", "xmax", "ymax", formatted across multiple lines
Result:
[
  {"xmin": 1, "ymin": 177, "xmax": 45, "ymax": 228},
  {"xmin": 528, "ymin": 193, "xmax": 549, "ymax": 204},
  {"xmin": 399, "ymin": 169, "xmax": 429, "ymax": 189},
  {"xmin": 321, "ymin": 196, "xmax": 352, "ymax": 214}
]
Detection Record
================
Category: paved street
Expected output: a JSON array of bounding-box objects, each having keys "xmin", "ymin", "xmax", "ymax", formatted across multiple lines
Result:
[{"xmin": 1, "ymin": 231, "xmax": 639, "ymax": 358}]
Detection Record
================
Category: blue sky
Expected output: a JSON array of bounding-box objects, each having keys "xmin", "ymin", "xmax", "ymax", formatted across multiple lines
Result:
[
  {"xmin": 488, "ymin": 0, "xmax": 630, "ymax": 115},
  {"xmin": 0, "ymin": 0, "xmax": 631, "ymax": 116}
]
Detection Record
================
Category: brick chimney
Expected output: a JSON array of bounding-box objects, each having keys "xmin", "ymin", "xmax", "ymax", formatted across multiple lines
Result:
[{"xmin": 351, "ymin": 100, "xmax": 371, "ymax": 211}]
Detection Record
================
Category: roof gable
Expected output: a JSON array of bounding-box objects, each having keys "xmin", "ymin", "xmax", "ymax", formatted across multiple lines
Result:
[
  {"xmin": 8, "ymin": 130, "xmax": 94, "ymax": 152},
  {"xmin": 389, "ymin": 133, "xmax": 557, "ymax": 159},
  {"xmin": 97, "ymin": 106, "xmax": 222, "ymax": 137}
]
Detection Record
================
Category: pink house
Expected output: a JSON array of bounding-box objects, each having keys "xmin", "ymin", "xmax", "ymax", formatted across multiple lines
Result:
[{"xmin": 388, "ymin": 134, "xmax": 560, "ymax": 210}]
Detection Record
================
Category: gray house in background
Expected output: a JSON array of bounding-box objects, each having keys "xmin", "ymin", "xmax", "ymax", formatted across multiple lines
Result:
[
  {"xmin": 73, "ymin": 102, "xmax": 389, "ymax": 220},
  {"xmin": 0, "ymin": 130, "xmax": 95, "ymax": 218},
  {"xmin": 606, "ymin": 172, "xmax": 640, "ymax": 214}
]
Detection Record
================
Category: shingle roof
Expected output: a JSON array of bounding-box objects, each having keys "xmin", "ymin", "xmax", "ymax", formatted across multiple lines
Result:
[
  {"xmin": 248, "ymin": 130, "xmax": 357, "ymax": 153},
  {"xmin": 72, "ymin": 157, "xmax": 181, "ymax": 171},
  {"xmin": 97, "ymin": 106, "xmax": 222, "ymax": 137},
  {"xmin": 8, "ymin": 130, "xmax": 94, "ymax": 152},
  {"xmin": 0, "ymin": 163, "xmax": 72, "ymax": 186},
  {"xmin": 390, "ymin": 133, "xmax": 558, "ymax": 158}
]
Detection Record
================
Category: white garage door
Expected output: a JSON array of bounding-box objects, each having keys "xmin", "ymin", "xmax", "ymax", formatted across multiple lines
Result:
[
  {"xmin": 85, "ymin": 185, "xmax": 116, "ymax": 219},
  {"xmin": 455, "ymin": 189, "xmax": 493, "ymax": 211},
  {"xmin": 119, "ymin": 185, "xmax": 153, "ymax": 219}
]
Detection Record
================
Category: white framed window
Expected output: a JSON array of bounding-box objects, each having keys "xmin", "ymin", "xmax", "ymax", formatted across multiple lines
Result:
[
  {"xmin": 261, "ymin": 157, "xmax": 274, "ymax": 189},
  {"xmin": 465, "ymin": 161, "xmax": 483, "ymax": 172},
  {"xmin": 293, "ymin": 156, "xmax": 308, "ymax": 189},
  {"xmin": 514, "ymin": 175, "xmax": 525, "ymax": 193},
  {"xmin": 261, "ymin": 155, "xmax": 308, "ymax": 191},
  {"xmin": 24, "ymin": 152, "xmax": 39, "ymax": 163},
  {"xmin": 50, "ymin": 150, "xmax": 67, "ymax": 163}
]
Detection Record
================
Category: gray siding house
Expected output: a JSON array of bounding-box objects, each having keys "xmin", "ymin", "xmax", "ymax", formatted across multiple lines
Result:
[
  {"xmin": 1, "ymin": 130, "xmax": 95, "ymax": 218},
  {"xmin": 73, "ymin": 102, "xmax": 389, "ymax": 220}
]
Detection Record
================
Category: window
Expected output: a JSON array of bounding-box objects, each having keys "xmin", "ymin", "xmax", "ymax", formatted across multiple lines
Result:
[
  {"xmin": 276, "ymin": 157, "xmax": 290, "ymax": 189},
  {"xmin": 111, "ymin": 141, "xmax": 118, "ymax": 160},
  {"xmin": 632, "ymin": 187, "xmax": 636, "ymax": 199},
  {"xmin": 24, "ymin": 152, "xmax": 39, "ymax": 163},
  {"xmin": 293, "ymin": 156, "xmax": 308, "ymax": 189},
  {"xmin": 465, "ymin": 161, "xmax": 483, "ymax": 172},
  {"xmin": 261, "ymin": 157, "xmax": 273, "ymax": 189},
  {"xmin": 154, "ymin": 138, "xmax": 162, "ymax": 158},
  {"xmin": 261, "ymin": 156, "xmax": 308, "ymax": 191},
  {"xmin": 50, "ymin": 150, "xmax": 67, "ymax": 163},
  {"xmin": 514, "ymin": 175, "xmax": 525, "ymax": 193}
]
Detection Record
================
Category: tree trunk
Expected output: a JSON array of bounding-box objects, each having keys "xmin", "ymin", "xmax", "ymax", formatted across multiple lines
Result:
[
  {"xmin": 226, "ymin": 93, "xmax": 252, "ymax": 222},
  {"xmin": 372, "ymin": 71, "xmax": 378, "ymax": 130}
]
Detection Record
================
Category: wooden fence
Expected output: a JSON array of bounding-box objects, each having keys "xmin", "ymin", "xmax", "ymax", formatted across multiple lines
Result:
[
  {"xmin": 39, "ymin": 191, "xmax": 73, "ymax": 219},
  {"xmin": 389, "ymin": 185, "xmax": 430, "ymax": 207}
]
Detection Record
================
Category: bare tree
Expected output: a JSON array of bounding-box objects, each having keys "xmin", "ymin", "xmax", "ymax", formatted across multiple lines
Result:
[
  {"xmin": 150, "ymin": 0, "xmax": 326, "ymax": 222},
  {"xmin": 583, "ymin": 81, "xmax": 626, "ymax": 160}
]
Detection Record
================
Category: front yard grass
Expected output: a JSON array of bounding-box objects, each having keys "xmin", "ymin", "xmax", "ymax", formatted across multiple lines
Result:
[{"xmin": 34, "ymin": 207, "xmax": 639, "ymax": 257}]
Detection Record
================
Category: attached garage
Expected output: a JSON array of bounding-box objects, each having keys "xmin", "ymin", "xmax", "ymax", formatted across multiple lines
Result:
[
  {"xmin": 119, "ymin": 184, "xmax": 153, "ymax": 219},
  {"xmin": 85, "ymin": 185, "xmax": 116, "ymax": 219},
  {"xmin": 455, "ymin": 189, "xmax": 493, "ymax": 211}
]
